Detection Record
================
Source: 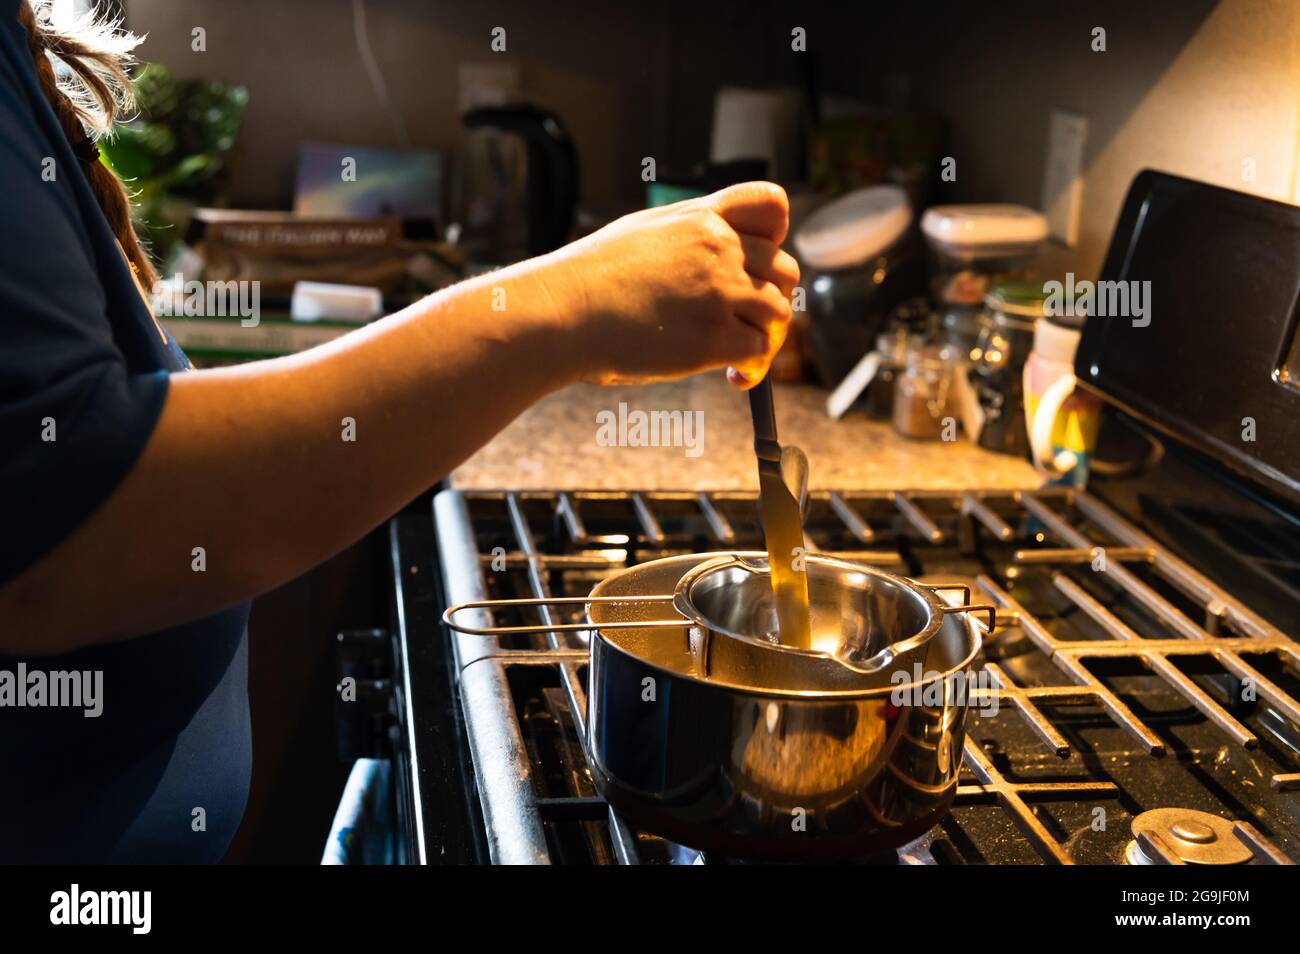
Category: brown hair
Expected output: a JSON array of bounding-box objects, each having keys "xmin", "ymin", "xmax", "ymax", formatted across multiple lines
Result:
[{"xmin": 17, "ymin": 1, "xmax": 157, "ymax": 286}]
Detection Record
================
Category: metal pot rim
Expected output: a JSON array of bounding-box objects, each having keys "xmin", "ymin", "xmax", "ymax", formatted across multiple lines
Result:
[
  {"xmin": 592, "ymin": 633, "xmax": 980, "ymax": 699},
  {"xmin": 587, "ymin": 551, "xmax": 983, "ymax": 700},
  {"xmin": 670, "ymin": 551, "xmax": 948, "ymax": 673}
]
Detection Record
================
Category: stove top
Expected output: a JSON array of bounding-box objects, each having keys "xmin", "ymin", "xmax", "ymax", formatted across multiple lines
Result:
[{"xmin": 410, "ymin": 485, "xmax": 1300, "ymax": 865}]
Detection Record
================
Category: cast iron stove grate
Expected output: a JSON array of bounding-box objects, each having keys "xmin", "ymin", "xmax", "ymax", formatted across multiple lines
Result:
[{"xmin": 432, "ymin": 487, "xmax": 1300, "ymax": 864}]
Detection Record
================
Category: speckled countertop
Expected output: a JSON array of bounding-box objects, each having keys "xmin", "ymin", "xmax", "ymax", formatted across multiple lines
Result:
[{"xmin": 452, "ymin": 372, "xmax": 1042, "ymax": 491}]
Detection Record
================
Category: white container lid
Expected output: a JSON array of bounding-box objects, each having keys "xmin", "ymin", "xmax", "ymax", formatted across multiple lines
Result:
[
  {"xmin": 921, "ymin": 204, "xmax": 1048, "ymax": 258},
  {"xmin": 1031, "ymin": 316, "xmax": 1082, "ymax": 365},
  {"xmin": 291, "ymin": 281, "xmax": 383, "ymax": 324},
  {"xmin": 793, "ymin": 185, "xmax": 911, "ymax": 270}
]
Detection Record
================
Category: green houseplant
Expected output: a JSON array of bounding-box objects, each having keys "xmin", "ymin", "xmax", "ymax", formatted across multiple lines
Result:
[{"xmin": 98, "ymin": 63, "xmax": 248, "ymax": 271}]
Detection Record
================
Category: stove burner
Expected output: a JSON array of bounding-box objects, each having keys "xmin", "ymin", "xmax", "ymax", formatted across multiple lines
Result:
[{"xmin": 1125, "ymin": 808, "xmax": 1253, "ymax": 865}]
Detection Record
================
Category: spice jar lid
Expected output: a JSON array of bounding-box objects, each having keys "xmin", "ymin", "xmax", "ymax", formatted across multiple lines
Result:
[
  {"xmin": 875, "ymin": 327, "xmax": 909, "ymax": 362},
  {"xmin": 903, "ymin": 342, "xmax": 955, "ymax": 370},
  {"xmin": 985, "ymin": 281, "xmax": 1048, "ymax": 317}
]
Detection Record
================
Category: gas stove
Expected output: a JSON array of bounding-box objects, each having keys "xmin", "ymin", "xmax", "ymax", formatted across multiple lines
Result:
[
  {"xmin": 388, "ymin": 481, "xmax": 1300, "ymax": 865},
  {"xmin": 387, "ymin": 170, "xmax": 1300, "ymax": 866}
]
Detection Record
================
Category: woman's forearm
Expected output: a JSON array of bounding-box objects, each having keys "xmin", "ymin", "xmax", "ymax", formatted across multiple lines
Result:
[
  {"xmin": 1, "ymin": 259, "xmax": 585, "ymax": 653},
  {"xmin": 1, "ymin": 183, "xmax": 797, "ymax": 654}
]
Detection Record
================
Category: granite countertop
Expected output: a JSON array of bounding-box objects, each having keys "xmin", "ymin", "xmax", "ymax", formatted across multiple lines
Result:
[{"xmin": 452, "ymin": 372, "xmax": 1042, "ymax": 492}]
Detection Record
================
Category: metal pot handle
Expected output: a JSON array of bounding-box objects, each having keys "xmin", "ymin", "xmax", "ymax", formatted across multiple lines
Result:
[
  {"xmin": 442, "ymin": 594, "xmax": 686, "ymax": 636},
  {"xmin": 444, "ymin": 589, "xmax": 998, "ymax": 638},
  {"xmin": 920, "ymin": 583, "xmax": 998, "ymax": 635}
]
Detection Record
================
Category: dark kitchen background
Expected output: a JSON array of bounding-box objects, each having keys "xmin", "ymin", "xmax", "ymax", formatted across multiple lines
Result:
[
  {"xmin": 94, "ymin": 0, "xmax": 1295, "ymax": 862},
  {"xmin": 124, "ymin": 0, "xmax": 1281, "ymax": 279}
]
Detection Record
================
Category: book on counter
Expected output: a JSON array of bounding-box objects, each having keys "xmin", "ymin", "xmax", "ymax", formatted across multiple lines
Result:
[
  {"xmin": 187, "ymin": 209, "xmax": 449, "ymax": 301},
  {"xmin": 190, "ymin": 208, "xmax": 410, "ymax": 251}
]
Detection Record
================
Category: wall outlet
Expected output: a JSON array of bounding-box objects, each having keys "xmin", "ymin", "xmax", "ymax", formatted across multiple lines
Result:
[{"xmin": 1041, "ymin": 110, "xmax": 1088, "ymax": 247}]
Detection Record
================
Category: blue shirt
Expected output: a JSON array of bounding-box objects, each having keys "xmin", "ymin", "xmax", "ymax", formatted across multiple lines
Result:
[{"xmin": 0, "ymin": 0, "xmax": 251, "ymax": 863}]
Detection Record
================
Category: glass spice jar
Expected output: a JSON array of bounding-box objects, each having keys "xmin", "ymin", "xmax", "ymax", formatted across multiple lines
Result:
[
  {"xmin": 863, "ymin": 328, "xmax": 910, "ymax": 420},
  {"xmin": 972, "ymin": 283, "xmax": 1042, "ymax": 455},
  {"xmin": 893, "ymin": 343, "xmax": 956, "ymax": 440}
]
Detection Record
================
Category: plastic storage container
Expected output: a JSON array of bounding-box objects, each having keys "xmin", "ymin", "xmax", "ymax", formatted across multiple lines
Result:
[{"xmin": 921, "ymin": 204, "xmax": 1048, "ymax": 361}]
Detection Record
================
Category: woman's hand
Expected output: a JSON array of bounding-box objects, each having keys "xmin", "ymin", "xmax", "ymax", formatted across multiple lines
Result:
[{"xmin": 536, "ymin": 182, "xmax": 800, "ymax": 389}]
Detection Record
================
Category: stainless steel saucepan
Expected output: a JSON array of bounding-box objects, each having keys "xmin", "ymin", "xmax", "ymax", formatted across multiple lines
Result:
[{"xmin": 443, "ymin": 551, "xmax": 992, "ymax": 860}]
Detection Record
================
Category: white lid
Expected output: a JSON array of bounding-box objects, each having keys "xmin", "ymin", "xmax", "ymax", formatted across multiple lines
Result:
[
  {"xmin": 793, "ymin": 185, "xmax": 911, "ymax": 270},
  {"xmin": 921, "ymin": 204, "xmax": 1048, "ymax": 256},
  {"xmin": 291, "ymin": 281, "xmax": 383, "ymax": 323},
  {"xmin": 1031, "ymin": 316, "xmax": 1082, "ymax": 365}
]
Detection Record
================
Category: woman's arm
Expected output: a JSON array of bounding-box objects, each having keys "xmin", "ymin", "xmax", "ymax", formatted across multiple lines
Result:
[{"xmin": 0, "ymin": 183, "xmax": 798, "ymax": 653}]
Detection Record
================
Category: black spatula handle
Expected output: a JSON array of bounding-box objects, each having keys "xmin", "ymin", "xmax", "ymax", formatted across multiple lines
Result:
[{"xmin": 747, "ymin": 374, "xmax": 780, "ymax": 461}]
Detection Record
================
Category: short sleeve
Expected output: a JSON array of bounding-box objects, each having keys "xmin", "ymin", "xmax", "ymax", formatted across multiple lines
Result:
[{"xmin": 0, "ymin": 26, "xmax": 169, "ymax": 586}]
